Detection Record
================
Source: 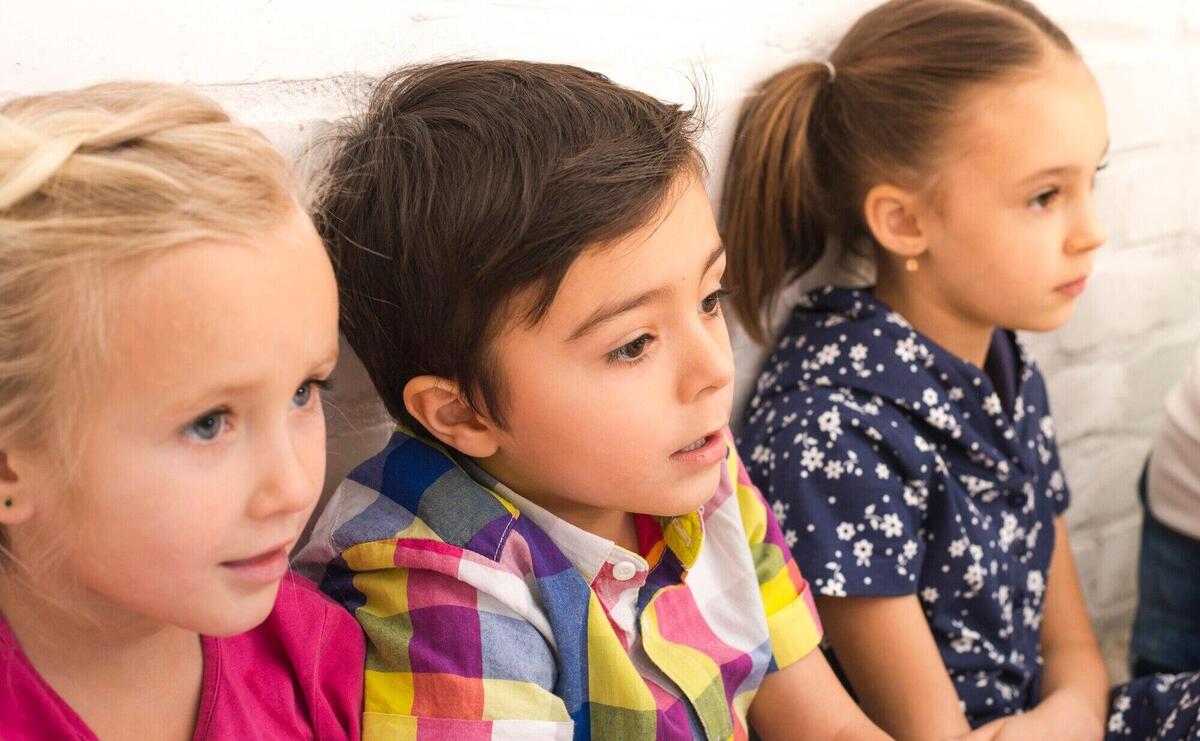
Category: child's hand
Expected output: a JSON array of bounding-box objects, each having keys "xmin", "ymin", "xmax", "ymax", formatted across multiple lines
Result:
[{"xmin": 952, "ymin": 690, "xmax": 1104, "ymax": 741}]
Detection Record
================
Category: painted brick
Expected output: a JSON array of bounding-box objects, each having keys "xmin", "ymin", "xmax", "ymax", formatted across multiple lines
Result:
[{"xmin": 7, "ymin": 0, "xmax": 1200, "ymax": 666}]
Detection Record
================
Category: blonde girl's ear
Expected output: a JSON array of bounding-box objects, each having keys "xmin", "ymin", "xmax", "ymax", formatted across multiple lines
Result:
[
  {"xmin": 402, "ymin": 376, "xmax": 501, "ymax": 458},
  {"xmin": 863, "ymin": 184, "xmax": 929, "ymax": 262},
  {"xmin": 0, "ymin": 449, "xmax": 38, "ymax": 526}
]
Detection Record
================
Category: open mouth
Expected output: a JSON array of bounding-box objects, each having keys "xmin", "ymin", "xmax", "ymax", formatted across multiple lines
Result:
[
  {"xmin": 677, "ymin": 436, "xmax": 709, "ymax": 454},
  {"xmin": 670, "ymin": 430, "xmax": 725, "ymax": 465}
]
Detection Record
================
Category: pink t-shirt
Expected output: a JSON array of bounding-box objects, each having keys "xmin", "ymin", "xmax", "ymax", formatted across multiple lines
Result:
[{"xmin": 0, "ymin": 574, "xmax": 364, "ymax": 740}]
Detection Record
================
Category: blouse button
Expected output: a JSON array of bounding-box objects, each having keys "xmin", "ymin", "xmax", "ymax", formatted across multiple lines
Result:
[{"xmin": 613, "ymin": 561, "xmax": 638, "ymax": 581}]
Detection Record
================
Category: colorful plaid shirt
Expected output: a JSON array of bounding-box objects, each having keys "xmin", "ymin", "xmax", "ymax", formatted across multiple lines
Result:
[{"xmin": 296, "ymin": 428, "xmax": 822, "ymax": 740}]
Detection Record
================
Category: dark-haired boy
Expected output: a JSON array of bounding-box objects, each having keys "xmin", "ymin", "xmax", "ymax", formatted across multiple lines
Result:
[{"xmin": 297, "ymin": 60, "xmax": 883, "ymax": 740}]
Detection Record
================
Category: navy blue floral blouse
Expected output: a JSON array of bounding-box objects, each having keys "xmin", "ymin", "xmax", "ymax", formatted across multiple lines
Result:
[
  {"xmin": 739, "ymin": 286, "xmax": 1065, "ymax": 724},
  {"xmin": 739, "ymin": 287, "xmax": 1200, "ymax": 736}
]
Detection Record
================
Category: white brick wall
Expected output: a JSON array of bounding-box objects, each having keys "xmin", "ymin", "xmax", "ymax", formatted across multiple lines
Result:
[{"xmin": 7, "ymin": 0, "xmax": 1199, "ymax": 682}]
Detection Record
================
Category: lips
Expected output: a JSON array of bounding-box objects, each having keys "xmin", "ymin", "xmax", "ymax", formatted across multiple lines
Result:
[
  {"xmin": 223, "ymin": 547, "xmax": 285, "ymax": 568},
  {"xmin": 670, "ymin": 429, "xmax": 726, "ymax": 465},
  {"xmin": 1055, "ymin": 274, "xmax": 1089, "ymax": 297},
  {"xmin": 220, "ymin": 542, "xmax": 292, "ymax": 584}
]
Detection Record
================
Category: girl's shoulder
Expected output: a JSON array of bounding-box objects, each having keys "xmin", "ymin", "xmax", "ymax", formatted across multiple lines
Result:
[
  {"xmin": 0, "ymin": 613, "xmax": 98, "ymax": 740},
  {"xmin": 230, "ymin": 573, "xmax": 364, "ymax": 668},
  {"xmin": 199, "ymin": 574, "xmax": 364, "ymax": 739}
]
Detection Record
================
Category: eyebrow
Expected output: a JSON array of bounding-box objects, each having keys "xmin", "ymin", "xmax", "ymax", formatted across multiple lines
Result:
[
  {"xmin": 170, "ymin": 344, "xmax": 341, "ymax": 414},
  {"xmin": 567, "ymin": 242, "xmax": 726, "ymax": 343},
  {"xmin": 1017, "ymin": 140, "xmax": 1111, "ymax": 186}
]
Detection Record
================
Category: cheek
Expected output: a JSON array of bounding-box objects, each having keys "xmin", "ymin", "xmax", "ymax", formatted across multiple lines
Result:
[
  {"xmin": 297, "ymin": 411, "xmax": 328, "ymax": 492},
  {"xmin": 508, "ymin": 363, "xmax": 661, "ymax": 457}
]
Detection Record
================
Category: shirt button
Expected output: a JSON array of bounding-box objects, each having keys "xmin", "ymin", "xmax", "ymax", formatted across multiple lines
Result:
[{"xmin": 612, "ymin": 561, "xmax": 638, "ymax": 581}]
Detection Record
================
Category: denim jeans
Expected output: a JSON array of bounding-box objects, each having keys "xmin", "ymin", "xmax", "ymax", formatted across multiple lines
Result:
[{"xmin": 1131, "ymin": 459, "xmax": 1200, "ymax": 677}]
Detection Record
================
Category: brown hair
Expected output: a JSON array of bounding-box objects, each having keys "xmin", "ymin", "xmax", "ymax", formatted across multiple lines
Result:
[
  {"xmin": 315, "ymin": 60, "xmax": 703, "ymax": 432},
  {"xmin": 721, "ymin": 0, "xmax": 1075, "ymax": 342}
]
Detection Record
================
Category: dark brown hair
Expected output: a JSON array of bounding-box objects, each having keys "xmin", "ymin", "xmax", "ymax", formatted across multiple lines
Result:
[
  {"xmin": 315, "ymin": 60, "xmax": 703, "ymax": 432},
  {"xmin": 721, "ymin": 0, "xmax": 1075, "ymax": 342}
]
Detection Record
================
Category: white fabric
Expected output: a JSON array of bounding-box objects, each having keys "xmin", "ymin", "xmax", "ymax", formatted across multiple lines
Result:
[{"xmin": 1148, "ymin": 344, "xmax": 1200, "ymax": 540}]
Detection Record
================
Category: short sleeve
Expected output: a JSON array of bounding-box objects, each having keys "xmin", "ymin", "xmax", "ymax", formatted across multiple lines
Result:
[
  {"xmin": 727, "ymin": 434, "xmax": 823, "ymax": 671},
  {"xmin": 739, "ymin": 394, "xmax": 931, "ymax": 599},
  {"xmin": 328, "ymin": 544, "xmax": 574, "ymax": 740}
]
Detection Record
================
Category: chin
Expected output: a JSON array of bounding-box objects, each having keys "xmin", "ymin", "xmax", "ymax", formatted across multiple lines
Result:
[
  {"xmin": 191, "ymin": 591, "xmax": 279, "ymax": 637},
  {"xmin": 655, "ymin": 466, "xmax": 723, "ymax": 517},
  {"xmin": 1012, "ymin": 303, "xmax": 1076, "ymax": 334}
]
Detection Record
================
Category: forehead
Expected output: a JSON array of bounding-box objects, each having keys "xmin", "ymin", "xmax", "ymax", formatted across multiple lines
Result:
[
  {"xmin": 950, "ymin": 53, "xmax": 1108, "ymax": 175},
  {"xmin": 536, "ymin": 176, "xmax": 720, "ymax": 329},
  {"xmin": 106, "ymin": 214, "xmax": 338, "ymax": 392}
]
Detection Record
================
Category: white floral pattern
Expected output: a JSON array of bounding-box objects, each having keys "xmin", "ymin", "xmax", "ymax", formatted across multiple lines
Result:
[{"xmin": 739, "ymin": 287, "xmax": 1200, "ymax": 735}]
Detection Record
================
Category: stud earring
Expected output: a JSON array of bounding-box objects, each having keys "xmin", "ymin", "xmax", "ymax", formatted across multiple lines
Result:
[
  {"xmin": 905, "ymin": 257, "xmax": 919, "ymax": 272},
  {"xmin": 3, "ymin": 497, "xmax": 12, "ymax": 508}
]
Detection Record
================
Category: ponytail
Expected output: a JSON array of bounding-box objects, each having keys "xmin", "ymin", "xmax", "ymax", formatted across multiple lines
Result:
[
  {"xmin": 720, "ymin": 0, "xmax": 1077, "ymax": 344},
  {"xmin": 722, "ymin": 63, "xmax": 833, "ymax": 344}
]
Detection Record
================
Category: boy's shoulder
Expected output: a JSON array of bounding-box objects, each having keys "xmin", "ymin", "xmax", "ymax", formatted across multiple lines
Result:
[{"xmin": 302, "ymin": 430, "xmax": 522, "ymax": 571}]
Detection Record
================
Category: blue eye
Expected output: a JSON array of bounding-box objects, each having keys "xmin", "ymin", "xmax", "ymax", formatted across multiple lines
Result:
[
  {"xmin": 700, "ymin": 288, "xmax": 729, "ymax": 315},
  {"xmin": 607, "ymin": 334, "xmax": 654, "ymax": 364},
  {"xmin": 291, "ymin": 378, "xmax": 330, "ymax": 409},
  {"xmin": 185, "ymin": 411, "xmax": 227, "ymax": 442}
]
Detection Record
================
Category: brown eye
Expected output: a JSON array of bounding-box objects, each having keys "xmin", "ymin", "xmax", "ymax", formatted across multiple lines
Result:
[
  {"xmin": 607, "ymin": 334, "xmax": 654, "ymax": 363},
  {"xmin": 700, "ymin": 289, "xmax": 728, "ymax": 315},
  {"xmin": 1029, "ymin": 188, "xmax": 1059, "ymax": 210}
]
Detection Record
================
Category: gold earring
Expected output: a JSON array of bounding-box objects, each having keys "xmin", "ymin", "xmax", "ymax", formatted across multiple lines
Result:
[{"xmin": 905, "ymin": 257, "xmax": 919, "ymax": 272}]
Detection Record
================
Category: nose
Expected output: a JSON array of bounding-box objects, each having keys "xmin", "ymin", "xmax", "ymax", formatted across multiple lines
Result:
[
  {"xmin": 248, "ymin": 420, "xmax": 321, "ymax": 520},
  {"xmin": 677, "ymin": 314, "xmax": 735, "ymax": 403},
  {"xmin": 1067, "ymin": 198, "xmax": 1107, "ymax": 255}
]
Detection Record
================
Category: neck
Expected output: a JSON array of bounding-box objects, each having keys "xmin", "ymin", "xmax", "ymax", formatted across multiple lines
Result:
[
  {"xmin": 0, "ymin": 575, "xmax": 202, "ymax": 738},
  {"xmin": 873, "ymin": 262, "xmax": 994, "ymax": 368},
  {"xmin": 472, "ymin": 456, "xmax": 640, "ymax": 553}
]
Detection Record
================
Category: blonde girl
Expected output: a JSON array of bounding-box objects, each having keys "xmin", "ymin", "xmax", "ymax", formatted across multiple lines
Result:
[
  {"xmin": 725, "ymin": 1, "xmax": 1200, "ymax": 739},
  {"xmin": 0, "ymin": 82, "xmax": 362, "ymax": 739}
]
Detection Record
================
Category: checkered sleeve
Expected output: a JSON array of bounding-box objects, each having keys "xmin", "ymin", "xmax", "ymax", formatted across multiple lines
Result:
[
  {"xmin": 727, "ymin": 434, "xmax": 824, "ymax": 671},
  {"xmin": 338, "ymin": 539, "xmax": 575, "ymax": 740}
]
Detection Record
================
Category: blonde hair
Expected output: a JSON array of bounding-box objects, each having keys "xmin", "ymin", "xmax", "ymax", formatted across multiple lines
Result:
[{"xmin": 0, "ymin": 82, "xmax": 299, "ymax": 552}]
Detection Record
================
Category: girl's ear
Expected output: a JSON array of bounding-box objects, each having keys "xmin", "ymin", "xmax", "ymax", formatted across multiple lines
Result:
[
  {"xmin": 863, "ymin": 184, "xmax": 928, "ymax": 260},
  {"xmin": 403, "ymin": 376, "xmax": 501, "ymax": 458},
  {"xmin": 0, "ymin": 449, "xmax": 38, "ymax": 526}
]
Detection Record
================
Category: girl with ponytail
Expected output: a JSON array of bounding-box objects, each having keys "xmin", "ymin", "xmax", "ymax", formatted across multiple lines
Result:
[
  {"xmin": 727, "ymin": 1, "xmax": 1200, "ymax": 738},
  {"xmin": 0, "ymin": 83, "xmax": 362, "ymax": 739}
]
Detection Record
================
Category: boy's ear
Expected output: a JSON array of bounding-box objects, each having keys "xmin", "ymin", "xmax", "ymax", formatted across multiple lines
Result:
[
  {"xmin": 0, "ymin": 449, "xmax": 38, "ymax": 527},
  {"xmin": 403, "ymin": 376, "xmax": 501, "ymax": 458},
  {"xmin": 863, "ymin": 184, "xmax": 928, "ymax": 260}
]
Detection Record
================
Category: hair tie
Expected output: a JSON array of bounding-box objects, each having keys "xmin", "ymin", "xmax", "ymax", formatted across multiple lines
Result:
[{"xmin": 821, "ymin": 60, "xmax": 837, "ymax": 83}]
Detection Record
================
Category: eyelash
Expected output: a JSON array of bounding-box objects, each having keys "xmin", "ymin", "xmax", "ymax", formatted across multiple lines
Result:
[
  {"xmin": 604, "ymin": 289, "xmax": 728, "ymax": 366},
  {"xmin": 292, "ymin": 377, "xmax": 332, "ymax": 409},
  {"xmin": 1029, "ymin": 187, "xmax": 1060, "ymax": 210},
  {"xmin": 1030, "ymin": 161, "xmax": 1109, "ymax": 211},
  {"xmin": 182, "ymin": 377, "xmax": 331, "ymax": 443},
  {"xmin": 701, "ymin": 288, "xmax": 729, "ymax": 315},
  {"xmin": 607, "ymin": 334, "xmax": 654, "ymax": 365}
]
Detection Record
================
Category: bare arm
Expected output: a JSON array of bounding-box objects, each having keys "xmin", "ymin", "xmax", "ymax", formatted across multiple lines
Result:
[
  {"xmin": 815, "ymin": 594, "xmax": 971, "ymax": 741},
  {"xmin": 1038, "ymin": 518, "xmax": 1108, "ymax": 723},
  {"xmin": 749, "ymin": 644, "xmax": 892, "ymax": 741},
  {"xmin": 958, "ymin": 518, "xmax": 1107, "ymax": 741}
]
